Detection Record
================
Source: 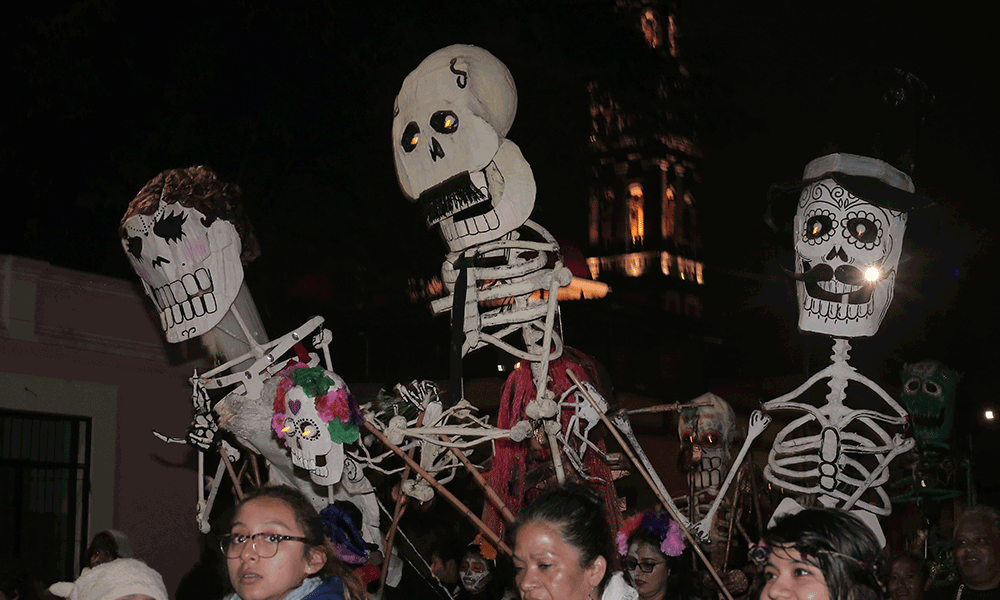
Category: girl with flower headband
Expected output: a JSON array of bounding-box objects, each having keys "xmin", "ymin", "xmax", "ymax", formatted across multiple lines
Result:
[
  {"xmin": 617, "ymin": 510, "xmax": 690, "ymax": 600},
  {"xmin": 752, "ymin": 508, "xmax": 883, "ymax": 600}
]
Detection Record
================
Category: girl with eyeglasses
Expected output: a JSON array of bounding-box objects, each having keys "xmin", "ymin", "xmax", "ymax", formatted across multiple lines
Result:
[
  {"xmin": 221, "ymin": 486, "xmax": 364, "ymax": 600},
  {"xmin": 616, "ymin": 511, "xmax": 688, "ymax": 600}
]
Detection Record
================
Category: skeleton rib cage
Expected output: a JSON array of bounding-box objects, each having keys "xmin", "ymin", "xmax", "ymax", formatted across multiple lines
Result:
[
  {"xmin": 762, "ymin": 339, "xmax": 914, "ymax": 515},
  {"xmin": 431, "ymin": 220, "xmax": 571, "ymax": 362}
]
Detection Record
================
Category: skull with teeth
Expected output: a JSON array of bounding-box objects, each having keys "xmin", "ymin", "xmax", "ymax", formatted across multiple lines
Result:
[
  {"xmin": 393, "ymin": 44, "xmax": 536, "ymax": 252},
  {"xmin": 119, "ymin": 166, "xmax": 259, "ymax": 342},
  {"xmin": 793, "ymin": 177, "xmax": 907, "ymax": 337},
  {"xmin": 678, "ymin": 393, "xmax": 736, "ymax": 494},
  {"xmin": 900, "ymin": 360, "xmax": 960, "ymax": 447},
  {"xmin": 271, "ymin": 363, "xmax": 361, "ymax": 486}
]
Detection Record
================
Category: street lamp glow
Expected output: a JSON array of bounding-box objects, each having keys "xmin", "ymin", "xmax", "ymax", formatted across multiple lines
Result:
[
  {"xmin": 986, "ymin": 409, "xmax": 995, "ymax": 421},
  {"xmin": 864, "ymin": 266, "xmax": 881, "ymax": 282}
]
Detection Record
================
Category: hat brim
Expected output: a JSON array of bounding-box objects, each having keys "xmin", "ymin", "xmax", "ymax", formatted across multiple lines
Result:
[{"xmin": 766, "ymin": 172, "xmax": 934, "ymax": 238}]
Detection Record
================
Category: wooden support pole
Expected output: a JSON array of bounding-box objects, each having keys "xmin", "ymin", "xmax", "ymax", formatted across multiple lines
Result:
[
  {"xmin": 220, "ymin": 450, "xmax": 244, "ymax": 501},
  {"xmin": 365, "ymin": 421, "xmax": 512, "ymax": 556},
  {"xmin": 565, "ymin": 370, "xmax": 735, "ymax": 600},
  {"xmin": 441, "ymin": 434, "xmax": 515, "ymax": 525}
]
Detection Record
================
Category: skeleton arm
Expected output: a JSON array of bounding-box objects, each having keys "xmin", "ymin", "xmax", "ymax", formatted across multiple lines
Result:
[{"xmin": 693, "ymin": 410, "xmax": 771, "ymax": 538}]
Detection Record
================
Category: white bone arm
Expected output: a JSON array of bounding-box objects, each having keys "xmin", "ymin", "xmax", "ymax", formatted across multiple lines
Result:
[{"xmin": 694, "ymin": 410, "xmax": 771, "ymax": 538}]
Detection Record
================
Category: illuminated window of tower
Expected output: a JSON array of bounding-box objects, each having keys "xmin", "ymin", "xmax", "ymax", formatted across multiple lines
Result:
[
  {"xmin": 628, "ymin": 183, "xmax": 645, "ymax": 245},
  {"xmin": 641, "ymin": 9, "xmax": 662, "ymax": 49},
  {"xmin": 668, "ymin": 14, "xmax": 679, "ymax": 57},
  {"xmin": 661, "ymin": 186, "xmax": 676, "ymax": 239}
]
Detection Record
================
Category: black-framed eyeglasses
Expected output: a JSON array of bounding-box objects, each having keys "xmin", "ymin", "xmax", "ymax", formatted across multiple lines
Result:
[
  {"xmin": 624, "ymin": 558, "xmax": 665, "ymax": 573},
  {"xmin": 220, "ymin": 533, "xmax": 312, "ymax": 558}
]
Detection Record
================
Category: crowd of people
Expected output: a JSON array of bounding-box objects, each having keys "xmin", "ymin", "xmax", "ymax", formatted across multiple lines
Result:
[{"xmin": 4, "ymin": 485, "xmax": 1000, "ymax": 600}]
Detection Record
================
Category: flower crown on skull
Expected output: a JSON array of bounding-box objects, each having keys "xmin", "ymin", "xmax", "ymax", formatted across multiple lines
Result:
[
  {"xmin": 617, "ymin": 511, "xmax": 685, "ymax": 557},
  {"xmin": 271, "ymin": 363, "xmax": 363, "ymax": 444}
]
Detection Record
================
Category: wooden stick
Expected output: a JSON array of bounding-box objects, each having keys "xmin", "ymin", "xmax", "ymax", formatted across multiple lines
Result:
[
  {"xmin": 220, "ymin": 449, "xmax": 244, "ymax": 501},
  {"xmin": 441, "ymin": 434, "xmax": 515, "ymax": 525},
  {"xmin": 626, "ymin": 401, "xmax": 713, "ymax": 415},
  {"xmin": 249, "ymin": 452, "xmax": 262, "ymax": 488},
  {"xmin": 365, "ymin": 421, "xmax": 512, "ymax": 556},
  {"xmin": 380, "ymin": 410, "xmax": 426, "ymax": 592},
  {"xmin": 565, "ymin": 370, "xmax": 735, "ymax": 600}
]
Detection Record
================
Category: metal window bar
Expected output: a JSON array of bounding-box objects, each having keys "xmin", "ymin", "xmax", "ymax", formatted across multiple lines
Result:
[{"xmin": 0, "ymin": 409, "xmax": 91, "ymax": 584}]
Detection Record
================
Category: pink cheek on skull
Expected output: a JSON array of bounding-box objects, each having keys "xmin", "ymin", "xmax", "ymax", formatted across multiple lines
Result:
[{"xmin": 180, "ymin": 237, "xmax": 211, "ymax": 265}]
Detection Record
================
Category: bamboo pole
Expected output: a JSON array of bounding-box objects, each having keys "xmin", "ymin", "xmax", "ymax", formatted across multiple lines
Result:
[
  {"xmin": 220, "ymin": 450, "xmax": 244, "ymax": 501},
  {"xmin": 440, "ymin": 434, "xmax": 515, "ymax": 525},
  {"xmin": 379, "ymin": 411, "xmax": 426, "ymax": 592},
  {"xmin": 565, "ymin": 370, "xmax": 735, "ymax": 600},
  {"xmin": 365, "ymin": 421, "xmax": 512, "ymax": 556}
]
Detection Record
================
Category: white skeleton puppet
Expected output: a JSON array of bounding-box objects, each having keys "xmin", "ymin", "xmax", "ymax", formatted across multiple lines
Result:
[
  {"xmin": 392, "ymin": 45, "xmax": 572, "ymax": 437},
  {"xmin": 763, "ymin": 153, "xmax": 922, "ymax": 517},
  {"xmin": 121, "ymin": 168, "xmax": 377, "ymax": 539},
  {"xmin": 355, "ymin": 380, "xmax": 531, "ymax": 505}
]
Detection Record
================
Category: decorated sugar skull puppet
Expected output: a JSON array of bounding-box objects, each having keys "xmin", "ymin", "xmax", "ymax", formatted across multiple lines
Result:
[
  {"xmin": 763, "ymin": 68, "xmax": 932, "ymax": 519},
  {"xmin": 900, "ymin": 360, "xmax": 960, "ymax": 448},
  {"xmin": 119, "ymin": 166, "xmax": 259, "ymax": 343},
  {"xmin": 888, "ymin": 360, "xmax": 966, "ymax": 505},
  {"xmin": 272, "ymin": 363, "xmax": 363, "ymax": 486}
]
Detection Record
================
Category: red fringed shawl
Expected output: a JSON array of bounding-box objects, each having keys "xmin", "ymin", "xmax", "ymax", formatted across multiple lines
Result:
[{"xmin": 482, "ymin": 348, "xmax": 623, "ymax": 548}]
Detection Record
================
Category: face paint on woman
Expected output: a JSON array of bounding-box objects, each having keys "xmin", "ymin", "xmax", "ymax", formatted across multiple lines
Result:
[{"xmin": 460, "ymin": 556, "xmax": 491, "ymax": 594}]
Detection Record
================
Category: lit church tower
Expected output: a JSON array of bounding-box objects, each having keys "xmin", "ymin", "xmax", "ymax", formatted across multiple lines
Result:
[{"xmin": 585, "ymin": 0, "xmax": 704, "ymax": 317}]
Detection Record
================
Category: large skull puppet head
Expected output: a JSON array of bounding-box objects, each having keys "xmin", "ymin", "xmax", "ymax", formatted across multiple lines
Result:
[
  {"xmin": 792, "ymin": 154, "xmax": 910, "ymax": 337},
  {"xmin": 271, "ymin": 364, "xmax": 361, "ymax": 486},
  {"xmin": 678, "ymin": 392, "xmax": 736, "ymax": 492},
  {"xmin": 393, "ymin": 44, "xmax": 536, "ymax": 252},
  {"xmin": 901, "ymin": 360, "xmax": 960, "ymax": 447},
  {"xmin": 119, "ymin": 166, "xmax": 259, "ymax": 342}
]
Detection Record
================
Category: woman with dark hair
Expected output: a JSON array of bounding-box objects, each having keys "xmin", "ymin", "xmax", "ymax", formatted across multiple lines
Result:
[
  {"xmin": 616, "ymin": 510, "xmax": 689, "ymax": 600},
  {"xmin": 510, "ymin": 484, "xmax": 636, "ymax": 600},
  {"xmin": 221, "ymin": 485, "xmax": 364, "ymax": 600},
  {"xmin": 753, "ymin": 507, "xmax": 883, "ymax": 600}
]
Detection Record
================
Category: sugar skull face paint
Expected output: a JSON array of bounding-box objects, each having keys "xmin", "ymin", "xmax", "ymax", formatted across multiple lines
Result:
[{"xmin": 460, "ymin": 554, "xmax": 492, "ymax": 594}]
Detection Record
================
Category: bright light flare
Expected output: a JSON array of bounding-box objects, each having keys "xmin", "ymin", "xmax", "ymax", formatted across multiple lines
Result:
[
  {"xmin": 864, "ymin": 267, "xmax": 881, "ymax": 282},
  {"xmin": 986, "ymin": 409, "xmax": 995, "ymax": 421}
]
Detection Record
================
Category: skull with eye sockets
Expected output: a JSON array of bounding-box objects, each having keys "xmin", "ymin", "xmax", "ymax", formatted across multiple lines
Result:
[
  {"xmin": 119, "ymin": 166, "xmax": 256, "ymax": 343},
  {"xmin": 678, "ymin": 393, "xmax": 736, "ymax": 493},
  {"xmin": 392, "ymin": 44, "xmax": 536, "ymax": 252},
  {"xmin": 793, "ymin": 178, "xmax": 907, "ymax": 337},
  {"xmin": 901, "ymin": 360, "xmax": 960, "ymax": 447},
  {"xmin": 272, "ymin": 364, "xmax": 360, "ymax": 487}
]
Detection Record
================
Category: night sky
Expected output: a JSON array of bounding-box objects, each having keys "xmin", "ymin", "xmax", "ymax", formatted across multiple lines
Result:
[{"xmin": 5, "ymin": 1, "xmax": 998, "ymax": 484}]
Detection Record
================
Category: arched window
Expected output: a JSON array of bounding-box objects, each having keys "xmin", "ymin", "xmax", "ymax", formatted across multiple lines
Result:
[
  {"xmin": 628, "ymin": 183, "xmax": 645, "ymax": 246},
  {"xmin": 641, "ymin": 9, "xmax": 662, "ymax": 49}
]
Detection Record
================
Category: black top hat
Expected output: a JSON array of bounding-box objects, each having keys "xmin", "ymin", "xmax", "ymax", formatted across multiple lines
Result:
[{"xmin": 767, "ymin": 66, "xmax": 935, "ymax": 234}]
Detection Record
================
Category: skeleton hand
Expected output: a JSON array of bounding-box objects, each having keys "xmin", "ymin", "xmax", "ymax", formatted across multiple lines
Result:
[
  {"xmin": 187, "ymin": 410, "xmax": 220, "ymax": 451},
  {"xmin": 748, "ymin": 410, "xmax": 772, "ymax": 437}
]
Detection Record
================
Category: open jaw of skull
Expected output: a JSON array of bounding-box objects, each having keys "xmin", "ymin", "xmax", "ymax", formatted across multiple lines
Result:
[
  {"xmin": 122, "ymin": 203, "xmax": 243, "ymax": 342},
  {"xmin": 272, "ymin": 365, "xmax": 360, "ymax": 487},
  {"xmin": 393, "ymin": 44, "xmax": 536, "ymax": 252},
  {"xmin": 678, "ymin": 393, "xmax": 736, "ymax": 493},
  {"xmin": 793, "ymin": 179, "xmax": 907, "ymax": 337}
]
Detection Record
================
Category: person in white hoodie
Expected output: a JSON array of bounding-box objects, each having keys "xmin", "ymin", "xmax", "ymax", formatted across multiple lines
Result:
[{"xmin": 49, "ymin": 559, "xmax": 167, "ymax": 600}]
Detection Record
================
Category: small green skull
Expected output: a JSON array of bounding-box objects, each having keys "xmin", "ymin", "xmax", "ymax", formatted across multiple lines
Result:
[{"xmin": 901, "ymin": 360, "xmax": 960, "ymax": 447}]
